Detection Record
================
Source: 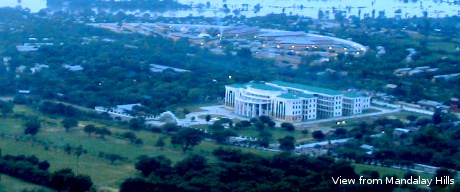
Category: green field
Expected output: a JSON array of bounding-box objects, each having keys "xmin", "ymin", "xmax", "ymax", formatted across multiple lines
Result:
[
  {"xmin": 0, "ymin": 105, "xmax": 276, "ymax": 190},
  {"xmin": 193, "ymin": 123, "xmax": 311, "ymax": 142}
]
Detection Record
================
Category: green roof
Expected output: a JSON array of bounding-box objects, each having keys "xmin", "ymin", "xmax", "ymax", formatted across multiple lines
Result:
[
  {"xmin": 268, "ymin": 81, "xmax": 343, "ymax": 95},
  {"xmin": 246, "ymin": 82, "xmax": 283, "ymax": 91},
  {"xmin": 277, "ymin": 94, "xmax": 298, "ymax": 99},
  {"xmin": 296, "ymin": 93, "xmax": 316, "ymax": 99},
  {"xmin": 277, "ymin": 93, "xmax": 315, "ymax": 100},
  {"xmin": 343, "ymin": 92, "xmax": 368, "ymax": 98}
]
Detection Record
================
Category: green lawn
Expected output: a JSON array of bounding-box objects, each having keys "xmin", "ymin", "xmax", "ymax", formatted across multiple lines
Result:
[
  {"xmin": 193, "ymin": 124, "xmax": 311, "ymax": 143},
  {"xmin": 0, "ymin": 174, "xmax": 54, "ymax": 192}
]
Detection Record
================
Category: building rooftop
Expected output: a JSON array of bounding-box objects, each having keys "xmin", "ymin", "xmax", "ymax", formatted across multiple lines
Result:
[
  {"xmin": 259, "ymin": 31, "xmax": 305, "ymax": 38},
  {"xmin": 224, "ymin": 26, "xmax": 260, "ymax": 35},
  {"xmin": 268, "ymin": 81, "xmax": 343, "ymax": 95},
  {"xmin": 276, "ymin": 93, "xmax": 314, "ymax": 100},
  {"xmin": 277, "ymin": 93, "xmax": 299, "ymax": 99},
  {"xmin": 343, "ymin": 92, "xmax": 367, "ymax": 98},
  {"xmin": 246, "ymin": 82, "xmax": 283, "ymax": 91},
  {"xmin": 276, "ymin": 37, "xmax": 315, "ymax": 45},
  {"xmin": 226, "ymin": 84, "xmax": 246, "ymax": 89},
  {"xmin": 63, "ymin": 64, "xmax": 84, "ymax": 71},
  {"xmin": 116, "ymin": 103, "xmax": 142, "ymax": 112}
]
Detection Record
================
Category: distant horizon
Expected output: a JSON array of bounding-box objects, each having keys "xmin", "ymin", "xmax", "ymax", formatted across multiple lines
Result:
[{"xmin": 0, "ymin": 0, "xmax": 459, "ymax": 19}]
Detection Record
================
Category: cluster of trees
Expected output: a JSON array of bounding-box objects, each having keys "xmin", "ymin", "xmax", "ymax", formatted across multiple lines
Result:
[
  {"xmin": 121, "ymin": 147, "xmax": 456, "ymax": 191},
  {"xmin": 120, "ymin": 131, "xmax": 144, "ymax": 145},
  {"xmin": 0, "ymin": 152, "xmax": 93, "ymax": 192},
  {"xmin": 205, "ymin": 116, "xmax": 302, "ymax": 150},
  {"xmin": 0, "ymin": 100, "xmax": 13, "ymax": 116},
  {"xmin": 84, "ymin": 124, "xmax": 112, "ymax": 139},
  {"xmin": 39, "ymin": 101, "xmax": 79, "ymax": 118},
  {"xmin": 334, "ymin": 112, "xmax": 460, "ymax": 170}
]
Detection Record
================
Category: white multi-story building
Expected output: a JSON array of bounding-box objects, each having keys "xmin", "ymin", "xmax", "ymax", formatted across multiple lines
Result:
[{"xmin": 224, "ymin": 81, "xmax": 371, "ymax": 122}]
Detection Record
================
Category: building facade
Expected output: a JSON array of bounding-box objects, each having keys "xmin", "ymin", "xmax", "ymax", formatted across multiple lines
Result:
[{"xmin": 225, "ymin": 81, "xmax": 371, "ymax": 123}]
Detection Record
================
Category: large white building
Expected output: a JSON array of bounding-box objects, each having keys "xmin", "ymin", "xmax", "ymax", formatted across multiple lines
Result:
[{"xmin": 225, "ymin": 81, "xmax": 371, "ymax": 122}]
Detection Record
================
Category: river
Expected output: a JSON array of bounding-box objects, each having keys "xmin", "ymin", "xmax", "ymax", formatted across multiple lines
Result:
[{"xmin": 1, "ymin": 0, "xmax": 459, "ymax": 19}]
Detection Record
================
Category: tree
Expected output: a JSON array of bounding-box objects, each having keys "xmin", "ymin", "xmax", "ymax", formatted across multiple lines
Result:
[
  {"xmin": 237, "ymin": 47, "xmax": 252, "ymax": 59},
  {"xmin": 334, "ymin": 128, "xmax": 347, "ymax": 137},
  {"xmin": 50, "ymin": 168, "xmax": 93, "ymax": 192},
  {"xmin": 254, "ymin": 121, "xmax": 265, "ymax": 130},
  {"xmin": 38, "ymin": 160, "xmax": 50, "ymax": 170},
  {"xmin": 106, "ymin": 153, "xmax": 125, "ymax": 164},
  {"xmin": 171, "ymin": 128, "xmax": 204, "ymax": 153},
  {"xmin": 281, "ymin": 122, "xmax": 295, "ymax": 131},
  {"xmin": 0, "ymin": 101, "xmax": 13, "ymax": 116},
  {"xmin": 258, "ymin": 115, "xmax": 271, "ymax": 124},
  {"xmin": 162, "ymin": 123, "xmax": 179, "ymax": 134},
  {"xmin": 96, "ymin": 127, "xmax": 111, "ymax": 139},
  {"xmin": 129, "ymin": 118, "xmax": 145, "ymax": 131},
  {"xmin": 213, "ymin": 129, "xmax": 236, "ymax": 144},
  {"xmin": 432, "ymin": 108, "xmax": 442, "ymax": 125},
  {"xmin": 61, "ymin": 118, "xmax": 78, "ymax": 132},
  {"xmin": 122, "ymin": 131, "xmax": 137, "ymax": 144},
  {"xmin": 84, "ymin": 124, "xmax": 96, "ymax": 136},
  {"xmin": 155, "ymin": 137, "xmax": 165, "ymax": 150},
  {"xmin": 134, "ymin": 138, "xmax": 143, "ymax": 145},
  {"xmin": 24, "ymin": 119, "xmax": 41, "ymax": 137},
  {"xmin": 235, "ymin": 120, "xmax": 251, "ymax": 129},
  {"xmin": 431, "ymin": 168, "xmax": 456, "ymax": 188},
  {"xmin": 406, "ymin": 115, "xmax": 418, "ymax": 122},
  {"xmin": 257, "ymin": 130, "xmax": 272, "ymax": 148},
  {"xmin": 135, "ymin": 155, "xmax": 172, "ymax": 177},
  {"xmin": 312, "ymin": 130, "xmax": 326, "ymax": 141},
  {"xmin": 278, "ymin": 136, "xmax": 295, "ymax": 151},
  {"xmin": 267, "ymin": 121, "xmax": 276, "ymax": 128},
  {"xmin": 174, "ymin": 154, "xmax": 208, "ymax": 176},
  {"xmin": 205, "ymin": 114, "xmax": 211, "ymax": 122}
]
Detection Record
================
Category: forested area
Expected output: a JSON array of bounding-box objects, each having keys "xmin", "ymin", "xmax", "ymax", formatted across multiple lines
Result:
[
  {"xmin": 121, "ymin": 148, "xmax": 460, "ymax": 192},
  {"xmin": 333, "ymin": 110, "xmax": 460, "ymax": 171},
  {"xmin": 0, "ymin": 153, "xmax": 93, "ymax": 192},
  {"xmin": 1, "ymin": 8, "xmax": 460, "ymax": 114}
]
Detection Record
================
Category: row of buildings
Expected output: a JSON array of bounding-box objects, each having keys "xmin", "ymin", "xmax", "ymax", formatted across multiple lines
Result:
[{"xmin": 224, "ymin": 81, "xmax": 371, "ymax": 123}]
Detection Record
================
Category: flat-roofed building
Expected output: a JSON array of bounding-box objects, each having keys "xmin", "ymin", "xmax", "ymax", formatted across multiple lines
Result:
[
  {"xmin": 225, "ymin": 81, "xmax": 371, "ymax": 122},
  {"xmin": 342, "ymin": 93, "xmax": 371, "ymax": 115}
]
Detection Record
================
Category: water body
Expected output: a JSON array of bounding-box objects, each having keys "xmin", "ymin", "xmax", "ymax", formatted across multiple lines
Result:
[
  {"xmin": 0, "ymin": 0, "xmax": 46, "ymax": 13},
  {"xmin": 166, "ymin": 0, "xmax": 460, "ymax": 18},
  {"xmin": 1, "ymin": 0, "xmax": 459, "ymax": 19}
]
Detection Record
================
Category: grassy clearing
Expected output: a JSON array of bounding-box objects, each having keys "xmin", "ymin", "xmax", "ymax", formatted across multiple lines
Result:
[
  {"xmin": 427, "ymin": 42, "xmax": 458, "ymax": 53},
  {"xmin": 0, "ymin": 174, "xmax": 54, "ymax": 192},
  {"xmin": 0, "ymin": 105, "xmax": 275, "ymax": 189}
]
